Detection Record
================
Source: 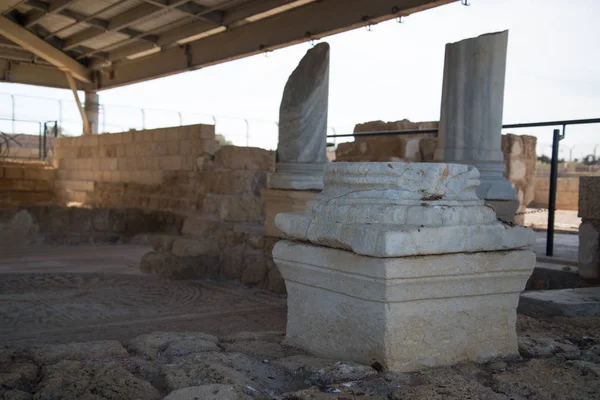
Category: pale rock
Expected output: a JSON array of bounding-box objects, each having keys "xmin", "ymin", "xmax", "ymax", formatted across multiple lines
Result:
[
  {"xmin": 164, "ymin": 384, "xmax": 252, "ymax": 400},
  {"xmin": 30, "ymin": 340, "xmax": 128, "ymax": 365},
  {"xmin": 271, "ymin": 42, "xmax": 330, "ymax": 190},
  {"xmin": 126, "ymin": 331, "xmax": 219, "ymax": 359},
  {"xmin": 35, "ymin": 360, "xmax": 161, "ymax": 400},
  {"xmin": 517, "ymin": 333, "xmax": 581, "ymax": 359},
  {"xmin": 579, "ymin": 220, "xmax": 600, "ymax": 279},
  {"xmin": 214, "ymin": 146, "xmax": 275, "ymax": 171},
  {"xmin": 435, "ymin": 31, "xmax": 517, "ymax": 202},
  {"xmin": 275, "ymin": 162, "xmax": 534, "ymax": 257},
  {"xmin": 277, "ymin": 42, "xmax": 329, "ymax": 164},
  {"xmin": 274, "ymin": 241, "xmax": 536, "ymax": 371}
]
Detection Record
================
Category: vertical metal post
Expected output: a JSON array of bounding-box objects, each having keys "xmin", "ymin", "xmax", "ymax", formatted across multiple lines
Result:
[
  {"xmin": 547, "ymin": 126, "xmax": 565, "ymax": 256},
  {"xmin": 141, "ymin": 109, "xmax": 146, "ymax": 129},
  {"xmin": 10, "ymin": 95, "xmax": 15, "ymax": 133},
  {"xmin": 178, "ymin": 112, "xmax": 183, "ymax": 126},
  {"xmin": 101, "ymin": 105, "xmax": 106, "ymax": 133},
  {"xmin": 58, "ymin": 100, "xmax": 63, "ymax": 130},
  {"xmin": 38, "ymin": 123, "xmax": 42, "ymax": 160},
  {"xmin": 54, "ymin": 121, "xmax": 58, "ymax": 137},
  {"xmin": 42, "ymin": 122, "xmax": 47, "ymax": 160},
  {"xmin": 245, "ymin": 119, "xmax": 250, "ymax": 147}
]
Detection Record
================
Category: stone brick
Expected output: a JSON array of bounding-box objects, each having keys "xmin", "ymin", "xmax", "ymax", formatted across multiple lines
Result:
[
  {"xmin": 579, "ymin": 219, "xmax": 600, "ymax": 279},
  {"xmin": 205, "ymin": 170, "xmax": 267, "ymax": 196},
  {"xmin": 221, "ymin": 245, "xmax": 245, "ymax": 280},
  {"xmin": 579, "ymin": 177, "xmax": 600, "ymax": 219},
  {"xmin": 241, "ymin": 248, "xmax": 267, "ymax": 287},
  {"xmin": 171, "ymin": 237, "xmax": 220, "ymax": 257},
  {"xmin": 4, "ymin": 166, "xmax": 24, "ymax": 180},
  {"xmin": 218, "ymin": 196, "xmax": 263, "ymax": 222},
  {"xmin": 214, "ymin": 146, "xmax": 275, "ymax": 171}
]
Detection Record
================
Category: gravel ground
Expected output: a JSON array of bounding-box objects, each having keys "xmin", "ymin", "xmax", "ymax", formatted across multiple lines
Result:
[{"xmin": 1, "ymin": 313, "xmax": 599, "ymax": 399}]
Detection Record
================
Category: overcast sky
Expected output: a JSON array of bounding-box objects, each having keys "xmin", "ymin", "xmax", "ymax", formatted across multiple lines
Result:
[{"xmin": 1, "ymin": 0, "xmax": 600, "ymax": 158}]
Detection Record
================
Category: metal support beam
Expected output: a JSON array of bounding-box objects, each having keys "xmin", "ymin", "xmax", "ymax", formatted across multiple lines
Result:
[
  {"xmin": 0, "ymin": 16, "xmax": 91, "ymax": 82},
  {"xmin": 100, "ymin": 0, "xmax": 453, "ymax": 89},
  {"xmin": 65, "ymin": 71, "xmax": 91, "ymax": 135},
  {"xmin": 0, "ymin": 58, "xmax": 92, "ymax": 88},
  {"xmin": 104, "ymin": 0, "xmax": 309, "ymax": 61},
  {"xmin": 0, "ymin": 0, "xmax": 23, "ymax": 14},
  {"xmin": 24, "ymin": 0, "xmax": 75, "ymax": 27}
]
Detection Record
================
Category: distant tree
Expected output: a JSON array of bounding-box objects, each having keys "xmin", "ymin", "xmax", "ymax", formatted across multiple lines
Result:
[
  {"xmin": 537, "ymin": 155, "xmax": 551, "ymax": 164},
  {"xmin": 215, "ymin": 134, "xmax": 233, "ymax": 146}
]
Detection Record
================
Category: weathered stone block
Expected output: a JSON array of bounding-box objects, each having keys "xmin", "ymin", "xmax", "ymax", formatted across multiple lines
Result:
[
  {"xmin": 214, "ymin": 146, "xmax": 275, "ymax": 171},
  {"xmin": 218, "ymin": 196, "xmax": 263, "ymax": 222},
  {"xmin": 205, "ymin": 170, "xmax": 267, "ymax": 196},
  {"xmin": 579, "ymin": 220, "xmax": 600, "ymax": 279},
  {"xmin": 261, "ymin": 189, "xmax": 317, "ymax": 238},
  {"xmin": 579, "ymin": 177, "xmax": 600, "ymax": 219},
  {"xmin": 241, "ymin": 249, "xmax": 267, "ymax": 286},
  {"xmin": 171, "ymin": 237, "xmax": 220, "ymax": 257},
  {"xmin": 275, "ymin": 241, "xmax": 536, "ymax": 371}
]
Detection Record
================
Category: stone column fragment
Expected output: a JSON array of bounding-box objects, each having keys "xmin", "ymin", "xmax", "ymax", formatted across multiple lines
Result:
[
  {"xmin": 270, "ymin": 42, "xmax": 329, "ymax": 190},
  {"xmin": 435, "ymin": 31, "xmax": 517, "ymax": 218}
]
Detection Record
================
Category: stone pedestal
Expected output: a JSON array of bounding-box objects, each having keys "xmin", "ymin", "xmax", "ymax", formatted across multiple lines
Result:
[
  {"xmin": 261, "ymin": 188, "xmax": 318, "ymax": 238},
  {"xmin": 268, "ymin": 163, "xmax": 325, "ymax": 191},
  {"xmin": 273, "ymin": 162, "xmax": 536, "ymax": 371},
  {"xmin": 434, "ymin": 31, "xmax": 517, "ymax": 221},
  {"xmin": 275, "ymin": 242, "xmax": 535, "ymax": 371},
  {"xmin": 578, "ymin": 177, "xmax": 600, "ymax": 279}
]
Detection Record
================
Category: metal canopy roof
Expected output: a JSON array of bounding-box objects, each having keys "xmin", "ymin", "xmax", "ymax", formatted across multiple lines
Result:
[{"xmin": 0, "ymin": 0, "xmax": 454, "ymax": 91}]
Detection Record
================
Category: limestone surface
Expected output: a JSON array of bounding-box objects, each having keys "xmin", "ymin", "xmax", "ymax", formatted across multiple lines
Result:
[
  {"xmin": 435, "ymin": 31, "xmax": 516, "ymax": 202},
  {"xmin": 275, "ymin": 162, "xmax": 534, "ymax": 257},
  {"xmin": 274, "ymin": 240, "xmax": 536, "ymax": 371},
  {"xmin": 277, "ymin": 42, "xmax": 329, "ymax": 164}
]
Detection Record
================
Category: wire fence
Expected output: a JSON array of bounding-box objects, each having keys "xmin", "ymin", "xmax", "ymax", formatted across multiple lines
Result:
[{"xmin": 2, "ymin": 92, "xmax": 600, "ymax": 162}]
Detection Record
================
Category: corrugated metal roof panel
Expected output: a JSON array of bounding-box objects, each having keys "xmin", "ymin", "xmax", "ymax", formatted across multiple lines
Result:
[
  {"xmin": 82, "ymin": 31, "xmax": 129, "ymax": 49},
  {"xmin": 67, "ymin": 0, "xmax": 123, "ymax": 16},
  {"xmin": 132, "ymin": 10, "xmax": 188, "ymax": 32}
]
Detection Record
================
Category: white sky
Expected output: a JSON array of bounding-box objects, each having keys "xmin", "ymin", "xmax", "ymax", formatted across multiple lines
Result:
[{"xmin": 1, "ymin": 0, "xmax": 600, "ymax": 159}]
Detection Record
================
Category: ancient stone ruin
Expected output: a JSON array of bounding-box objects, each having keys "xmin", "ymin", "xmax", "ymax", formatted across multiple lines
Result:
[{"xmin": 274, "ymin": 162, "xmax": 536, "ymax": 371}]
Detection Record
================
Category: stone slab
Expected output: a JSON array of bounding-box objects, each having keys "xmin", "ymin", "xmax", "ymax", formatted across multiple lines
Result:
[
  {"xmin": 268, "ymin": 162, "xmax": 324, "ymax": 190},
  {"xmin": 274, "ymin": 240, "xmax": 536, "ymax": 371},
  {"xmin": 578, "ymin": 176, "xmax": 600, "ymax": 219},
  {"xmin": 261, "ymin": 188, "xmax": 318, "ymax": 238},
  {"xmin": 518, "ymin": 287, "xmax": 600, "ymax": 317},
  {"xmin": 275, "ymin": 162, "xmax": 535, "ymax": 257},
  {"xmin": 579, "ymin": 220, "xmax": 600, "ymax": 279}
]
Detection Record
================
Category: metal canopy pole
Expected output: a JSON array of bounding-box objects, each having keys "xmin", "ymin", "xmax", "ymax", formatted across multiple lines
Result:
[{"xmin": 546, "ymin": 126, "xmax": 565, "ymax": 256}]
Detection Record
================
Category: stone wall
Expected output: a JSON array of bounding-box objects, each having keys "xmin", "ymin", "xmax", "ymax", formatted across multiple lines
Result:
[
  {"xmin": 0, "ymin": 205, "xmax": 183, "ymax": 247},
  {"xmin": 53, "ymin": 124, "xmax": 218, "ymax": 213},
  {"xmin": 578, "ymin": 177, "xmax": 600, "ymax": 279},
  {"xmin": 335, "ymin": 120, "xmax": 438, "ymax": 162},
  {"xmin": 532, "ymin": 177, "xmax": 579, "ymax": 211},
  {"xmin": 502, "ymin": 134, "xmax": 537, "ymax": 223},
  {"xmin": 335, "ymin": 120, "xmax": 538, "ymax": 218},
  {"xmin": 0, "ymin": 161, "xmax": 55, "ymax": 208},
  {"xmin": 138, "ymin": 146, "xmax": 284, "ymax": 293}
]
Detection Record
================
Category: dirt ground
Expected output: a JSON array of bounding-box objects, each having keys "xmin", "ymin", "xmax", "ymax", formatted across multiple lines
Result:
[
  {"xmin": 1, "ymin": 313, "xmax": 599, "ymax": 399},
  {"xmin": 524, "ymin": 208, "xmax": 580, "ymax": 232}
]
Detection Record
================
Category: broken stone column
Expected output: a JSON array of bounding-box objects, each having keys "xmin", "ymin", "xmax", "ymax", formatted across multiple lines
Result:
[
  {"xmin": 269, "ymin": 42, "xmax": 329, "ymax": 190},
  {"xmin": 578, "ymin": 177, "xmax": 600, "ymax": 279},
  {"xmin": 435, "ymin": 31, "xmax": 518, "ymax": 221},
  {"xmin": 85, "ymin": 91, "xmax": 100, "ymax": 134},
  {"xmin": 273, "ymin": 162, "xmax": 535, "ymax": 371},
  {"xmin": 263, "ymin": 43, "xmax": 329, "ymax": 239}
]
